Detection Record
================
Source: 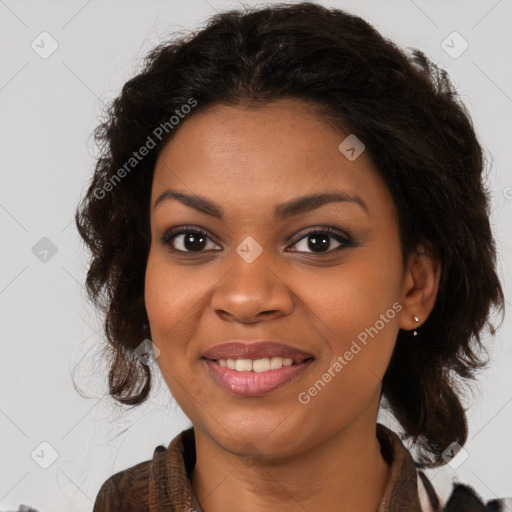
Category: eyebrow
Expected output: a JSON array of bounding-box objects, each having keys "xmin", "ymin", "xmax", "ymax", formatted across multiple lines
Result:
[{"xmin": 153, "ymin": 189, "xmax": 369, "ymax": 219}]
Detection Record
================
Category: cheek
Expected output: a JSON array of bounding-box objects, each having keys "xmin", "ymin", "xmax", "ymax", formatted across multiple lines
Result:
[
  {"xmin": 144, "ymin": 250, "xmax": 196, "ymax": 376},
  {"xmin": 295, "ymin": 266, "xmax": 399, "ymax": 426},
  {"xmin": 301, "ymin": 253, "xmax": 400, "ymax": 331},
  {"xmin": 144, "ymin": 249, "xmax": 214, "ymax": 401},
  {"xmin": 144, "ymin": 249, "xmax": 196, "ymax": 335},
  {"xmin": 144, "ymin": 252, "xmax": 203, "ymax": 410},
  {"xmin": 299, "ymin": 252, "xmax": 401, "ymax": 383}
]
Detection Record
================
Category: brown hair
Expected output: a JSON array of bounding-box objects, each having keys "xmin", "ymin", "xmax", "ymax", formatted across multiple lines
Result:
[{"xmin": 75, "ymin": 2, "xmax": 505, "ymax": 468}]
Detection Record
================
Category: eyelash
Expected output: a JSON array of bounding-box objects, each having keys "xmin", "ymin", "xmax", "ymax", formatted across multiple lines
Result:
[{"xmin": 160, "ymin": 225, "xmax": 354, "ymax": 255}]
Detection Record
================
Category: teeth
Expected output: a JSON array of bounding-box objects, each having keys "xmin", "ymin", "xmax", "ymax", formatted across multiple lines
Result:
[
  {"xmin": 253, "ymin": 358, "xmax": 270, "ymax": 372},
  {"xmin": 235, "ymin": 359, "xmax": 253, "ymax": 372},
  {"xmin": 217, "ymin": 357, "xmax": 295, "ymax": 372}
]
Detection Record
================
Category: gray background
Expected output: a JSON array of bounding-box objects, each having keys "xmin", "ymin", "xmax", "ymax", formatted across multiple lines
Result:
[{"xmin": 1, "ymin": 0, "xmax": 511, "ymax": 510}]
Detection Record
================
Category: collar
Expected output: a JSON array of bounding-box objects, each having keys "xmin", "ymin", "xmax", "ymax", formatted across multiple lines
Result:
[
  {"xmin": 375, "ymin": 423, "xmax": 428, "ymax": 512},
  {"xmin": 147, "ymin": 422, "xmax": 430, "ymax": 512}
]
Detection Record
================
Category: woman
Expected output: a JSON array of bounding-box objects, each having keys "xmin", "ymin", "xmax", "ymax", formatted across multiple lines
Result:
[{"xmin": 75, "ymin": 2, "xmax": 508, "ymax": 511}]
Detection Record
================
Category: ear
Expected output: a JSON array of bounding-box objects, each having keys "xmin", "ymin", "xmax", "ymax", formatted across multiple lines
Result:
[{"xmin": 398, "ymin": 242, "xmax": 441, "ymax": 331}]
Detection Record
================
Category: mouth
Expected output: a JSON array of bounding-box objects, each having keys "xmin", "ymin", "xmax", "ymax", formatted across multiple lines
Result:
[
  {"xmin": 202, "ymin": 340, "xmax": 314, "ymax": 363},
  {"xmin": 202, "ymin": 355, "xmax": 314, "ymax": 372},
  {"xmin": 201, "ymin": 340, "xmax": 315, "ymax": 397}
]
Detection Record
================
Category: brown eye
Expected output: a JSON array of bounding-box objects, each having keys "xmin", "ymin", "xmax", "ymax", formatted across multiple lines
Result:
[
  {"xmin": 288, "ymin": 227, "xmax": 353, "ymax": 254},
  {"xmin": 161, "ymin": 227, "xmax": 221, "ymax": 253}
]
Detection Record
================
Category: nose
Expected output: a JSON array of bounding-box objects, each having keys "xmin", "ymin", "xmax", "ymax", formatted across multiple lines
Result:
[{"xmin": 210, "ymin": 247, "xmax": 294, "ymax": 324}]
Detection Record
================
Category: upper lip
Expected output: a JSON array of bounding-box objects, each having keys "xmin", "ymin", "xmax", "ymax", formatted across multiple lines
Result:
[{"xmin": 202, "ymin": 341, "xmax": 314, "ymax": 363}]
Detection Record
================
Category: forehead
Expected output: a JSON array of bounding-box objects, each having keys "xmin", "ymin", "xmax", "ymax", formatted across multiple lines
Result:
[{"xmin": 151, "ymin": 99, "xmax": 392, "ymax": 218}]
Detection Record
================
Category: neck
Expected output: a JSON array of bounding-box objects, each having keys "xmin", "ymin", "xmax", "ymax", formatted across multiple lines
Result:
[{"xmin": 190, "ymin": 413, "xmax": 391, "ymax": 512}]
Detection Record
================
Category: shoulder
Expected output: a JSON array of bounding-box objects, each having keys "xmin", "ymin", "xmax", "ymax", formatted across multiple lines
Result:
[
  {"xmin": 442, "ymin": 482, "xmax": 512, "ymax": 512},
  {"xmin": 92, "ymin": 445, "xmax": 167, "ymax": 512},
  {"xmin": 419, "ymin": 470, "xmax": 512, "ymax": 512}
]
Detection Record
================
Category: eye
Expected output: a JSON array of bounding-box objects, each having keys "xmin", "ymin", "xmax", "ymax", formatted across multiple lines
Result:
[
  {"xmin": 161, "ymin": 227, "xmax": 221, "ymax": 253},
  {"xmin": 287, "ymin": 227, "xmax": 352, "ymax": 254},
  {"xmin": 161, "ymin": 226, "xmax": 353, "ymax": 255}
]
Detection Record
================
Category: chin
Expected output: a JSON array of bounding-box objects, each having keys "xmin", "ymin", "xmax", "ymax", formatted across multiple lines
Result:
[{"xmin": 204, "ymin": 413, "xmax": 312, "ymax": 457}]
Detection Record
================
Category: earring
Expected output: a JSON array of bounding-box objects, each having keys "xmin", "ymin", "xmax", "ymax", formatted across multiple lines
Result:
[{"xmin": 412, "ymin": 314, "xmax": 419, "ymax": 336}]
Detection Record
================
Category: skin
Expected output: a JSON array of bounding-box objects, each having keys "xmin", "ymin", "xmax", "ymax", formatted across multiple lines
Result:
[{"xmin": 145, "ymin": 98, "xmax": 441, "ymax": 512}]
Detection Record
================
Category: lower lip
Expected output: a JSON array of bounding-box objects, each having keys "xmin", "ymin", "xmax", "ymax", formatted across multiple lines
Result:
[{"xmin": 204, "ymin": 358, "xmax": 314, "ymax": 397}]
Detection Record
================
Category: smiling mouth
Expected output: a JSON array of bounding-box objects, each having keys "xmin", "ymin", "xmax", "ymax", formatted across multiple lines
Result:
[
  {"xmin": 203, "ymin": 356, "xmax": 315, "ymax": 397},
  {"xmin": 204, "ymin": 356, "xmax": 315, "ymax": 372}
]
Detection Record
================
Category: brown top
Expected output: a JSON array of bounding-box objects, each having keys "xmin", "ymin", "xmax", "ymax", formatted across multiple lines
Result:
[{"xmin": 91, "ymin": 423, "xmax": 506, "ymax": 512}]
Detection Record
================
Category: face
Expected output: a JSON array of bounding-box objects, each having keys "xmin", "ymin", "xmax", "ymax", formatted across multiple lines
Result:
[{"xmin": 145, "ymin": 98, "xmax": 409, "ymax": 458}]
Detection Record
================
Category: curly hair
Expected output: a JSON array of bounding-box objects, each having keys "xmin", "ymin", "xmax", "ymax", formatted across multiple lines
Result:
[{"xmin": 75, "ymin": 2, "xmax": 504, "ymax": 468}]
